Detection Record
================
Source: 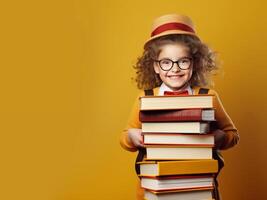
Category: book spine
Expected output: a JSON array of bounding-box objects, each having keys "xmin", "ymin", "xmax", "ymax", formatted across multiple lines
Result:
[{"xmin": 139, "ymin": 109, "xmax": 202, "ymax": 122}]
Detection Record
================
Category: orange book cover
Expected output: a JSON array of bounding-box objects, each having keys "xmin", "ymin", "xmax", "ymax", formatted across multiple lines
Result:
[{"xmin": 138, "ymin": 159, "xmax": 218, "ymax": 176}]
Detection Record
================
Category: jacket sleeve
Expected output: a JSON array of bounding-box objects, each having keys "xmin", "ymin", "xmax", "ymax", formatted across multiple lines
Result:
[
  {"xmin": 120, "ymin": 91, "xmax": 144, "ymax": 152},
  {"xmin": 210, "ymin": 89, "xmax": 240, "ymax": 150}
]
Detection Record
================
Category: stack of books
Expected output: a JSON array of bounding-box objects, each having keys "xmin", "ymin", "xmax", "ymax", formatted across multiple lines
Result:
[{"xmin": 138, "ymin": 94, "xmax": 218, "ymax": 200}]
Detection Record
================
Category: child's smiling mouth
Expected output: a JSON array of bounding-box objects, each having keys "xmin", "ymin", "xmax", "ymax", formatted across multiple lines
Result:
[{"xmin": 168, "ymin": 74, "xmax": 184, "ymax": 79}]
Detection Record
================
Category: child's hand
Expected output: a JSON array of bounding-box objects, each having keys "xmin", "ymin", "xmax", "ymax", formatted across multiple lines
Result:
[
  {"xmin": 127, "ymin": 128, "xmax": 144, "ymax": 148},
  {"xmin": 213, "ymin": 129, "xmax": 227, "ymax": 149}
]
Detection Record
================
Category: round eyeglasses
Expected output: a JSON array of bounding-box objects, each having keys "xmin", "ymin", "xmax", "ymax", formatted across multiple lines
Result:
[{"xmin": 154, "ymin": 57, "xmax": 193, "ymax": 71}]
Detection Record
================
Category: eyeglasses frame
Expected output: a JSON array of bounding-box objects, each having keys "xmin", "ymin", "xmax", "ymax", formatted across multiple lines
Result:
[{"xmin": 154, "ymin": 57, "xmax": 193, "ymax": 71}]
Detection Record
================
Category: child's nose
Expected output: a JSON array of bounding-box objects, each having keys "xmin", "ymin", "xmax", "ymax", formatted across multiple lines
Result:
[{"xmin": 171, "ymin": 63, "xmax": 180, "ymax": 72}]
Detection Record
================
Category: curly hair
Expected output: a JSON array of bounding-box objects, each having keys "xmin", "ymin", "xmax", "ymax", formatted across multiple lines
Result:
[{"xmin": 133, "ymin": 34, "xmax": 218, "ymax": 90}]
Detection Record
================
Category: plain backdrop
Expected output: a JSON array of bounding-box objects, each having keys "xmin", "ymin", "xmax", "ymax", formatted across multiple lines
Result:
[{"xmin": 0, "ymin": 0, "xmax": 266, "ymax": 199}]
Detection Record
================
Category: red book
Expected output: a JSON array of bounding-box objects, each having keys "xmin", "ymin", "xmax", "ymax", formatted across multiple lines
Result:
[{"xmin": 139, "ymin": 109, "xmax": 215, "ymax": 122}]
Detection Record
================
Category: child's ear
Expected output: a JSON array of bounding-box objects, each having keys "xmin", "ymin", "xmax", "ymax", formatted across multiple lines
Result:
[{"xmin": 153, "ymin": 63, "xmax": 160, "ymax": 74}]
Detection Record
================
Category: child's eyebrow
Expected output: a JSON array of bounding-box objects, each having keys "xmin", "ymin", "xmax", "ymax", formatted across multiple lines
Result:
[{"xmin": 159, "ymin": 56, "xmax": 191, "ymax": 60}]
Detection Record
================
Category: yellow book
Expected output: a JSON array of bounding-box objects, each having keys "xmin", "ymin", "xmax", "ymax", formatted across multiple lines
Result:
[{"xmin": 138, "ymin": 159, "xmax": 218, "ymax": 176}]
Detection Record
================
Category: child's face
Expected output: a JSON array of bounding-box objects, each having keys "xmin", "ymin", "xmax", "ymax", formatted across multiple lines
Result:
[{"xmin": 153, "ymin": 43, "xmax": 193, "ymax": 91}]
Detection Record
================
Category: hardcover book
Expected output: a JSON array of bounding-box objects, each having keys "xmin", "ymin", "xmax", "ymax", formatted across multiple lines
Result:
[
  {"xmin": 141, "ymin": 175, "xmax": 214, "ymax": 191},
  {"xmin": 145, "ymin": 145, "xmax": 213, "ymax": 160},
  {"xmin": 142, "ymin": 122, "xmax": 210, "ymax": 134},
  {"xmin": 144, "ymin": 188, "xmax": 213, "ymax": 200},
  {"xmin": 143, "ymin": 133, "xmax": 214, "ymax": 145},
  {"xmin": 140, "ymin": 109, "xmax": 215, "ymax": 122},
  {"xmin": 138, "ymin": 159, "xmax": 218, "ymax": 176},
  {"xmin": 140, "ymin": 95, "xmax": 214, "ymax": 111}
]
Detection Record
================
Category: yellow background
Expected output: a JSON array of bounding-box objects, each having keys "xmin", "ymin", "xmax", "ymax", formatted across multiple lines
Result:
[{"xmin": 0, "ymin": 0, "xmax": 266, "ymax": 199}]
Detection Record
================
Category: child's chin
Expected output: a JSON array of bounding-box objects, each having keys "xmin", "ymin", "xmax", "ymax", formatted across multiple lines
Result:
[
  {"xmin": 167, "ymin": 82, "xmax": 184, "ymax": 88},
  {"xmin": 168, "ymin": 84, "xmax": 186, "ymax": 90}
]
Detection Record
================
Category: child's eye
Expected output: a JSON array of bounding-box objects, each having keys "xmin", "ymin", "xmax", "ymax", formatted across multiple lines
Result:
[
  {"xmin": 161, "ymin": 59, "xmax": 172, "ymax": 65},
  {"xmin": 180, "ymin": 58, "xmax": 190, "ymax": 63}
]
